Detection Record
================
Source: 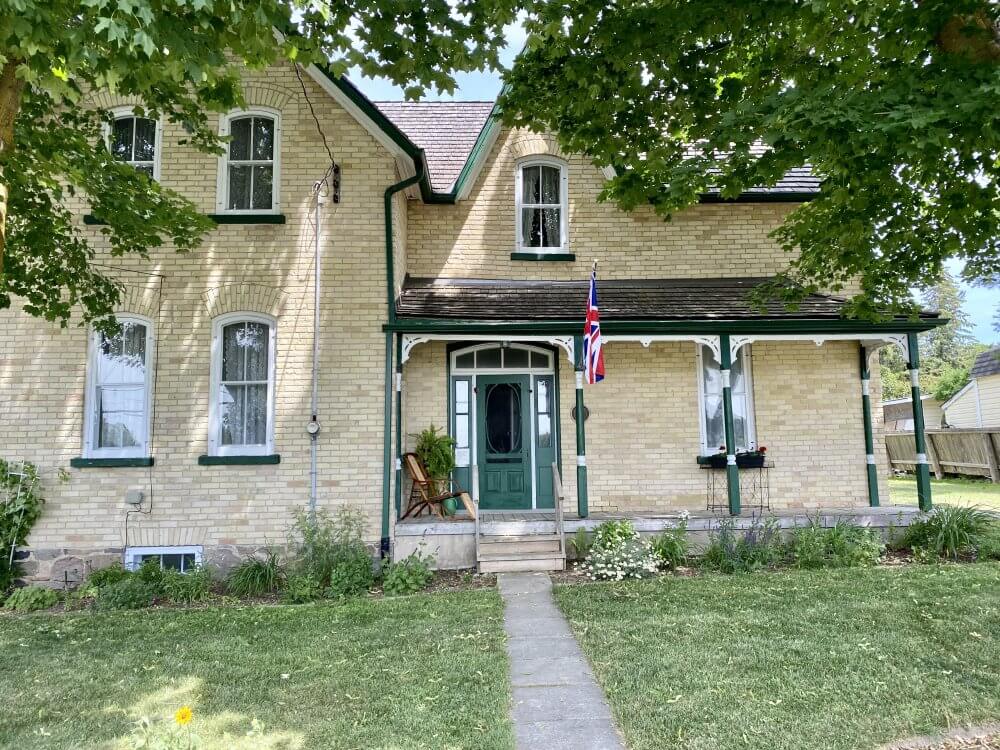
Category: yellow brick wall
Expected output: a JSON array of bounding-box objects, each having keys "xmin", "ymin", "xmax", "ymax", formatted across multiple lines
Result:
[
  {"xmin": 0, "ymin": 64, "xmax": 401, "ymax": 577},
  {"xmin": 406, "ymin": 127, "xmax": 799, "ymax": 281},
  {"xmin": 401, "ymin": 339, "xmax": 879, "ymax": 514}
]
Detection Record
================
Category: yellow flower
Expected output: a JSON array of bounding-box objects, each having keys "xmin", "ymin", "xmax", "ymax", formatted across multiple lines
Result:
[{"xmin": 174, "ymin": 706, "xmax": 193, "ymax": 726}]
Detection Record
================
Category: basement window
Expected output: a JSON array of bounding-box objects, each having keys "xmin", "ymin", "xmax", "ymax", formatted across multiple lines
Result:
[{"xmin": 125, "ymin": 546, "xmax": 203, "ymax": 572}]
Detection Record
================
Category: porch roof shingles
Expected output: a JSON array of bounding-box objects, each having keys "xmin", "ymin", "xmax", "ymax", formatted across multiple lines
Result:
[{"xmin": 396, "ymin": 277, "xmax": 918, "ymax": 322}]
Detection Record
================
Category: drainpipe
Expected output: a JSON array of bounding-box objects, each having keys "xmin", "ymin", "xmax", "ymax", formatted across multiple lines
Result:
[
  {"xmin": 308, "ymin": 183, "xmax": 327, "ymax": 523},
  {"xmin": 380, "ymin": 162, "xmax": 424, "ymax": 556}
]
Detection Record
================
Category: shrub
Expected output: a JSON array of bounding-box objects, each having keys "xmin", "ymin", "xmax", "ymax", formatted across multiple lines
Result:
[
  {"xmin": 1, "ymin": 460, "xmax": 45, "ymax": 595},
  {"xmin": 651, "ymin": 518, "xmax": 689, "ymax": 570},
  {"xmin": 701, "ymin": 518, "xmax": 783, "ymax": 574},
  {"xmin": 135, "ymin": 558, "xmax": 166, "ymax": 594},
  {"xmin": 97, "ymin": 577, "xmax": 157, "ymax": 610},
  {"xmin": 584, "ymin": 537, "xmax": 660, "ymax": 581},
  {"xmin": 288, "ymin": 507, "xmax": 372, "ymax": 590},
  {"xmin": 161, "ymin": 565, "xmax": 213, "ymax": 605},
  {"xmin": 567, "ymin": 528, "xmax": 591, "ymax": 561},
  {"xmin": 325, "ymin": 554, "xmax": 375, "ymax": 598},
  {"xmin": 381, "ymin": 551, "xmax": 435, "ymax": 596},
  {"xmin": 592, "ymin": 519, "xmax": 639, "ymax": 550},
  {"xmin": 4, "ymin": 585, "xmax": 58, "ymax": 612},
  {"xmin": 282, "ymin": 573, "xmax": 323, "ymax": 604},
  {"xmin": 902, "ymin": 505, "xmax": 993, "ymax": 560},
  {"xmin": 410, "ymin": 425, "xmax": 456, "ymax": 492},
  {"xmin": 787, "ymin": 519, "xmax": 884, "ymax": 569},
  {"xmin": 227, "ymin": 552, "xmax": 285, "ymax": 597},
  {"xmin": 87, "ymin": 562, "xmax": 129, "ymax": 589}
]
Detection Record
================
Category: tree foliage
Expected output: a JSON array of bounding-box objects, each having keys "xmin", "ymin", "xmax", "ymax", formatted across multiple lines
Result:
[
  {"xmin": 0, "ymin": 0, "xmax": 519, "ymax": 325},
  {"xmin": 500, "ymin": 1, "xmax": 1000, "ymax": 319}
]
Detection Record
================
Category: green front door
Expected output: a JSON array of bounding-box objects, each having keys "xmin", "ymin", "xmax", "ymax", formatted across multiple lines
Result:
[{"xmin": 476, "ymin": 374, "xmax": 532, "ymax": 510}]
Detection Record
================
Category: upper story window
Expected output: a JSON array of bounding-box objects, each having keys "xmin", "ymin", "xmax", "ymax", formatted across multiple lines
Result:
[
  {"xmin": 110, "ymin": 109, "xmax": 160, "ymax": 179},
  {"xmin": 84, "ymin": 316, "xmax": 154, "ymax": 458},
  {"xmin": 209, "ymin": 314, "xmax": 276, "ymax": 456},
  {"xmin": 219, "ymin": 110, "xmax": 280, "ymax": 213},
  {"xmin": 515, "ymin": 159, "xmax": 568, "ymax": 252},
  {"xmin": 697, "ymin": 344, "xmax": 756, "ymax": 456}
]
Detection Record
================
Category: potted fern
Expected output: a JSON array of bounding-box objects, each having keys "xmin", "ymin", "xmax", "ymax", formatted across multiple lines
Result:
[{"xmin": 411, "ymin": 426, "xmax": 457, "ymax": 512}]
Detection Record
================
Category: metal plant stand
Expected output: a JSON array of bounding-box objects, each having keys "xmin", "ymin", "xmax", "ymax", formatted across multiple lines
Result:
[{"xmin": 703, "ymin": 462, "xmax": 773, "ymax": 512}]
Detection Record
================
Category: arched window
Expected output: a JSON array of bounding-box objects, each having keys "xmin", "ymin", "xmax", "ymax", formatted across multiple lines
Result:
[
  {"xmin": 109, "ymin": 108, "xmax": 160, "ymax": 179},
  {"xmin": 84, "ymin": 315, "xmax": 154, "ymax": 457},
  {"xmin": 218, "ymin": 110, "xmax": 280, "ymax": 213},
  {"xmin": 209, "ymin": 314, "xmax": 277, "ymax": 455},
  {"xmin": 515, "ymin": 159, "xmax": 568, "ymax": 252}
]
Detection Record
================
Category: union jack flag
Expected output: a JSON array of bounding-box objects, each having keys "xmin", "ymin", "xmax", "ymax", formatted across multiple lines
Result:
[{"xmin": 583, "ymin": 265, "xmax": 605, "ymax": 384}]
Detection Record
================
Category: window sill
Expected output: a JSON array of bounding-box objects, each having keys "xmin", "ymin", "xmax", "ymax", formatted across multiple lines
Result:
[
  {"xmin": 206, "ymin": 213, "xmax": 286, "ymax": 225},
  {"xmin": 84, "ymin": 214, "xmax": 286, "ymax": 226},
  {"xmin": 198, "ymin": 454, "xmax": 281, "ymax": 466},
  {"xmin": 510, "ymin": 252, "xmax": 576, "ymax": 262},
  {"xmin": 70, "ymin": 457, "xmax": 154, "ymax": 468}
]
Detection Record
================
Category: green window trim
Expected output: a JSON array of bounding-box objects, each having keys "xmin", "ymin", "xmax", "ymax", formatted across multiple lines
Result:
[
  {"xmin": 197, "ymin": 454, "xmax": 281, "ymax": 466},
  {"xmin": 509, "ymin": 252, "xmax": 576, "ymax": 262},
  {"xmin": 70, "ymin": 457, "xmax": 154, "ymax": 468}
]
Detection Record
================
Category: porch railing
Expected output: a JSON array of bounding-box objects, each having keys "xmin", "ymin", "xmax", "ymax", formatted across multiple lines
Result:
[{"xmin": 552, "ymin": 462, "xmax": 566, "ymax": 559}]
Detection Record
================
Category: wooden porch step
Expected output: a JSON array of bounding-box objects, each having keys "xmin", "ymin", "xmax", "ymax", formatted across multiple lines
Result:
[
  {"xmin": 478, "ymin": 553, "xmax": 566, "ymax": 573},
  {"xmin": 479, "ymin": 536, "xmax": 563, "ymax": 554}
]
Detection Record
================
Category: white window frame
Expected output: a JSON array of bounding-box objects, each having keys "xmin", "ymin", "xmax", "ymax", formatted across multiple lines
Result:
[
  {"xmin": 695, "ymin": 344, "xmax": 757, "ymax": 456},
  {"xmin": 515, "ymin": 157, "xmax": 569, "ymax": 253},
  {"xmin": 216, "ymin": 107, "xmax": 282, "ymax": 214},
  {"xmin": 208, "ymin": 312, "xmax": 277, "ymax": 456},
  {"xmin": 125, "ymin": 546, "xmax": 203, "ymax": 572},
  {"xmin": 82, "ymin": 314, "xmax": 155, "ymax": 459},
  {"xmin": 107, "ymin": 106, "xmax": 163, "ymax": 181}
]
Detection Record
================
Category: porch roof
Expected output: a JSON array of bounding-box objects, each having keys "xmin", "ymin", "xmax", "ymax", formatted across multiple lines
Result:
[{"xmin": 396, "ymin": 277, "xmax": 939, "ymax": 324}]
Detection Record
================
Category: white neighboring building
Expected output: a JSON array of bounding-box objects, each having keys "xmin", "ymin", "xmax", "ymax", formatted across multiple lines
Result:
[
  {"xmin": 882, "ymin": 395, "xmax": 945, "ymax": 432},
  {"xmin": 942, "ymin": 348, "xmax": 1000, "ymax": 428}
]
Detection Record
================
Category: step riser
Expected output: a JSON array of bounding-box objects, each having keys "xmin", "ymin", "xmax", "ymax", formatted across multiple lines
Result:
[
  {"xmin": 479, "ymin": 558, "xmax": 566, "ymax": 573},
  {"xmin": 480, "ymin": 542, "xmax": 562, "ymax": 554}
]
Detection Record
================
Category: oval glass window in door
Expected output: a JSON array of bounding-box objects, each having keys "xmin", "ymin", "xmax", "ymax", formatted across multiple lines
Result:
[{"xmin": 485, "ymin": 383, "xmax": 522, "ymax": 454}]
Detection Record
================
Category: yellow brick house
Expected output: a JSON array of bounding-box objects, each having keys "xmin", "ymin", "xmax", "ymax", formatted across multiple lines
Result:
[{"xmin": 0, "ymin": 61, "xmax": 942, "ymax": 582}]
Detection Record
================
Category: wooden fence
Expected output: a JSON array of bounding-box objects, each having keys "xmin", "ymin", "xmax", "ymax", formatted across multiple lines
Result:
[{"xmin": 885, "ymin": 429, "xmax": 1000, "ymax": 483}]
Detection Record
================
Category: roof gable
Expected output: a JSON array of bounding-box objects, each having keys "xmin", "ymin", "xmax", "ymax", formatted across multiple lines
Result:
[{"xmin": 971, "ymin": 347, "xmax": 1000, "ymax": 379}]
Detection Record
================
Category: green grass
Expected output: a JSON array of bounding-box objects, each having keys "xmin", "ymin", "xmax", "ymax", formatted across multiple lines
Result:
[
  {"xmin": 890, "ymin": 476, "xmax": 1000, "ymax": 509},
  {"xmin": 555, "ymin": 564, "xmax": 1000, "ymax": 750},
  {"xmin": 0, "ymin": 591, "xmax": 512, "ymax": 750}
]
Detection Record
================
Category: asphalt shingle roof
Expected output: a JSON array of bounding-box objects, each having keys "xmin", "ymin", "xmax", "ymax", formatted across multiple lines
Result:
[
  {"xmin": 972, "ymin": 347, "xmax": 1000, "ymax": 378},
  {"xmin": 375, "ymin": 101, "xmax": 494, "ymax": 192},
  {"xmin": 374, "ymin": 101, "xmax": 822, "ymax": 197},
  {"xmin": 396, "ymin": 277, "xmax": 925, "ymax": 322}
]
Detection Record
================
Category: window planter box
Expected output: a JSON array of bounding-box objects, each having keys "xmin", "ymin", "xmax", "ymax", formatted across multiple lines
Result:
[{"xmin": 697, "ymin": 453, "xmax": 767, "ymax": 469}]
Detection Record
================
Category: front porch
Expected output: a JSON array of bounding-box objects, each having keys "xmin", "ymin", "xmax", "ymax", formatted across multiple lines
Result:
[{"xmin": 396, "ymin": 505, "xmax": 924, "ymax": 569}]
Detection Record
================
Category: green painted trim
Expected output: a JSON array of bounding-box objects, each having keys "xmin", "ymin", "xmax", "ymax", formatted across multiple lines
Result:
[
  {"xmin": 859, "ymin": 347, "xmax": 880, "ymax": 507},
  {"xmin": 573, "ymin": 335, "xmax": 589, "ymax": 518},
  {"xmin": 385, "ymin": 169, "xmax": 424, "ymax": 324},
  {"xmin": 719, "ymin": 334, "xmax": 742, "ymax": 516},
  {"xmin": 197, "ymin": 454, "xmax": 280, "ymax": 465},
  {"xmin": 907, "ymin": 332, "xmax": 933, "ymax": 511},
  {"xmin": 510, "ymin": 252, "xmax": 577, "ymax": 262},
  {"xmin": 207, "ymin": 213, "xmax": 286, "ymax": 225},
  {"xmin": 450, "ymin": 109, "xmax": 501, "ymax": 198},
  {"xmin": 380, "ymin": 332, "xmax": 394, "ymax": 555},
  {"xmin": 385, "ymin": 317, "xmax": 944, "ymax": 336},
  {"xmin": 394, "ymin": 334, "xmax": 404, "ymax": 518},
  {"xmin": 698, "ymin": 191, "xmax": 816, "ymax": 204},
  {"xmin": 70, "ymin": 456, "xmax": 154, "ymax": 468}
]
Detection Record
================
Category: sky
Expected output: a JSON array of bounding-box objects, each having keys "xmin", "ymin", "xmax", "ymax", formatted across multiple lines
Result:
[{"xmin": 349, "ymin": 27, "xmax": 999, "ymax": 344}]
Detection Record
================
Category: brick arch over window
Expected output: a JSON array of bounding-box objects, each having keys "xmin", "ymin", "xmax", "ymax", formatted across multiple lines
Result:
[
  {"xmin": 202, "ymin": 283, "xmax": 286, "ymax": 319},
  {"xmin": 114, "ymin": 285, "xmax": 161, "ymax": 321},
  {"xmin": 505, "ymin": 131, "xmax": 568, "ymax": 162},
  {"xmin": 242, "ymin": 83, "xmax": 296, "ymax": 115}
]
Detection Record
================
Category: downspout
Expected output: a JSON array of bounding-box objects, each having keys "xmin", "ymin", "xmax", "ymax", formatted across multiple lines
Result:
[
  {"xmin": 308, "ymin": 183, "xmax": 328, "ymax": 523},
  {"xmin": 380, "ymin": 161, "xmax": 424, "ymax": 557}
]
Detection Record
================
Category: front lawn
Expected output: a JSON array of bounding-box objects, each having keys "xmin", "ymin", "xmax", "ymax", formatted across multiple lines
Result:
[
  {"xmin": 555, "ymin": 564, "xmax": 1000, "ymax": 750},
  {"xmin": 0, "ymin": 590, "xmax": 512, "ymax": 750},
  {"xmin": 890, "ymin": 476, "xmax": 1000, "ymax": 509}
]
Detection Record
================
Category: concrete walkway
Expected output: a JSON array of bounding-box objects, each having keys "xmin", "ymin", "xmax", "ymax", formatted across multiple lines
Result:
[{"xmin": 498, "ymin": 572, "xmax": 626, "ymax": 750}]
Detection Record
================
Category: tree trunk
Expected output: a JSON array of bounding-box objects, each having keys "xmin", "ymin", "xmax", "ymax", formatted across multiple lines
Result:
[{"xmin": 0, "ymin": 59, "xmax": 25, "ymax": 281}]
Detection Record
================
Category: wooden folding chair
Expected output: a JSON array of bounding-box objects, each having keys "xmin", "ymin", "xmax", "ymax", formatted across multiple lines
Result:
[{"xmin": 400, "ymin": 452, "xmax": 476, "ymax": 520}]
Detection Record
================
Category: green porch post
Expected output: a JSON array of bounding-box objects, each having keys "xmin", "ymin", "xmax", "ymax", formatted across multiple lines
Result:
[
  {"xmin": 859, "ymin": 347, "xmax": 880, "ymax": 507},
  {"xmin": 573, "ymin": 335, "xmax": 589, "ymax": 518},
  {"xmin": 394, "ymin": 335, "xmax": 404, "ymax": 518},
  {"xmin": 719, "ymin": 334, "xmax": 741, "ymax": 515},
  {"xmin": 907, "ymin": 332, "xmax": 933, "ymax": 511},
  {"xmin": 380, "ymin": 332, "xmax": 394, "ymax": 557}
]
